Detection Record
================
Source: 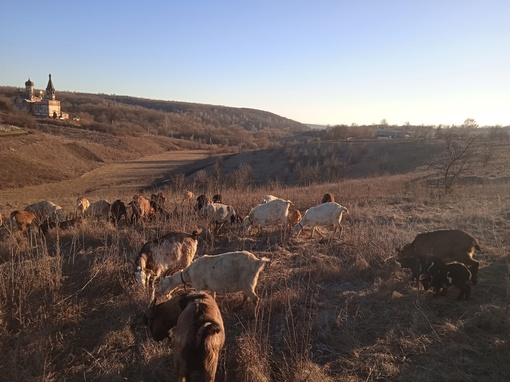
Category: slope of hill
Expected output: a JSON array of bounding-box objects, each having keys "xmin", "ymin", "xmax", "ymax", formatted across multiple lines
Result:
[
  {"xmin": 0, "ymin": 124, "xmax": 209, "ymax": 191},
  {"xmin": 0, "ymin": 86, "xmax": 309, "ymax": 150}
]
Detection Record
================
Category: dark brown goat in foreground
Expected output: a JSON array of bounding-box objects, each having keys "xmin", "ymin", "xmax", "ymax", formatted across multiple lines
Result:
[
  {"xmin": 144, "ymin": 292, "xmax": 225, "ymax": 381},
  {"xmin": 397, "ymin": 229, "xmax": 481, "ymax": 285}
]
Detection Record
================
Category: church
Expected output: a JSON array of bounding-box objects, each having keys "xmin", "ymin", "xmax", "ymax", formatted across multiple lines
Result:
[{"xmin": 15, "ymin": 74, "xmax": 67, "ymax": 119}]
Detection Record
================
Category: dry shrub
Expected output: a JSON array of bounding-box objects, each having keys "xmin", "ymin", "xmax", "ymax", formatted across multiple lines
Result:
[{"xmin": 232, "ymin": 333, "xmax": 271, "ymax": 382}]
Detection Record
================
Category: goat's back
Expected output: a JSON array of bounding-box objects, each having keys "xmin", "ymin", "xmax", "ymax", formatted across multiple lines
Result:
[
  {"xmin": 173, "ymin": 293, "xmax": 225, "ymax": 381},
  {"xmin": 302, "ymin": 202, "xmax": 346, "ymax": 223},
  {"xmin": 189, "ymin": 251, "xmax": 268, "ymax": 293},
  {"xmin": 137, "ymin": 231, "xmax": 198, "ymax": 272},
  {"xmin": 404, "ymin": 229, "xmax": 480, "ymax": 261},
  {"xmin": 249, "ymin": 199, "xmax": 291, "ymax": 222}
]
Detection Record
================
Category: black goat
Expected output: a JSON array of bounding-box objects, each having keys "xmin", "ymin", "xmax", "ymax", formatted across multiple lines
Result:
[{"xmin": 420, "ymin": 259, "xmax": 472, "ymax": 300}]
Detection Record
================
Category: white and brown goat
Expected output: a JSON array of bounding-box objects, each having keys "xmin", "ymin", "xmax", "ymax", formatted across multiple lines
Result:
[{"xmin": 134, "ymin": 231, "xmax": 199, "ymax": 297}]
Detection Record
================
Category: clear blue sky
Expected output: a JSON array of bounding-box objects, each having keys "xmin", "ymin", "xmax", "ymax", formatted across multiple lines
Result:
[{"xmin": 1, "ymin": 1, "xmax": 509, "ymax": 126}]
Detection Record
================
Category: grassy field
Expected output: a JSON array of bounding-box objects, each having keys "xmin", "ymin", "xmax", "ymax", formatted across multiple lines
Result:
[{"xmin": 0, "ymin": 138, "xmax": 509, "ymax": 381}]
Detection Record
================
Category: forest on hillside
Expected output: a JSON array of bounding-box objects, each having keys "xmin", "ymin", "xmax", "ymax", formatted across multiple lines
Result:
[{"xmin": 0, "ymin": 86, "xmax": 308, "ymax": 150}]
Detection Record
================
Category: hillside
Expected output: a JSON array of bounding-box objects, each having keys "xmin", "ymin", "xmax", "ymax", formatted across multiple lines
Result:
[
  {"xmin": 0, "ymin": 86, "xmax": 309, "ymax": 151},
  {"xmin": 0, "ymin": 170, "xmax": 509, "ymax": 381},
  {"xmin": 0, "ymin": 124, "xmax": 212, "ymax": 191}
]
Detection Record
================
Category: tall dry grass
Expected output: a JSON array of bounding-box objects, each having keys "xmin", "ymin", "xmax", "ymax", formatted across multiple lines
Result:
[{"xmin": 0, "ymin": 172, "xmax": 509, "ymax": 381}]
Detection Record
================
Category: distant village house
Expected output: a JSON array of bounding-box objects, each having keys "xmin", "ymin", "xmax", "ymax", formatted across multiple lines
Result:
[{"xmin": 15, "ymin": 74, "xmax": 68, "ymax": 119}]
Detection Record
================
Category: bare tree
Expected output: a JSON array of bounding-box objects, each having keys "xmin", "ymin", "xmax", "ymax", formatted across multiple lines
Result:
[{"xmin": 430, "ymin": 131, "xmax": 478, "ymax": 195}]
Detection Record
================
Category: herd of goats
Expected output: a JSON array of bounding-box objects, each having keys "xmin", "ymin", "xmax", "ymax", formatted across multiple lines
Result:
[{"xmin": 1, "ymin": 190, "xmax": 482, "ymax": 381}]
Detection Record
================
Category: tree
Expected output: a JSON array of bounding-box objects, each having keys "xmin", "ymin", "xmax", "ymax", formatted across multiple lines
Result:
[
  {"xmin": 462, "ymin": 118, "xmax": 478, "ymax": 129},
  {"xmin": 430, "ymin": 132, "xmax": 477, "ymax": 195}
]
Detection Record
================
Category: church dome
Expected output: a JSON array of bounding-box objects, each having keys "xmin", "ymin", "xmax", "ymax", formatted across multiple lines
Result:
[{"xmin": 25, "ymin": 78, "xmax": 34, "ymax": 86}]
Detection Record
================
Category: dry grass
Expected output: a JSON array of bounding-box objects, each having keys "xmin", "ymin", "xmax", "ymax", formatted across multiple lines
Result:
[{"xmin": 1, "ymin": 154, "xmax": 510, "ymax": 381}]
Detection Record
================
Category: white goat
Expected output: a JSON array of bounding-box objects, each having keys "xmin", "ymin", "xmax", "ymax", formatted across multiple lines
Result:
[
  {"xmin": 292, "ymin": 202, "xmax": 348, "ymax": 238},
  {"xmin": 242, "ymin": 199, "xmax": 292, "ymax": 235},
  {"xmin": 203, "ymin": 202, "xmax": 239, "ymax": 232},
  {"xmin": 261, "ymin": 194, "xmax": 284, "ymax": 204},
  {"xmin": 158, "ymin": 251, "xmax": 270, "ymax": 309}
]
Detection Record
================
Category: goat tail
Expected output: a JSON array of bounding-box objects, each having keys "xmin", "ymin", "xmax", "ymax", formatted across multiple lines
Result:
[
  {"xmin": 191, "ymin": 321, "xmax": 224, "ymax": 378},
  {"xmin": 195, "ymin": 321, "xmax": 223, "ymax": 349}
]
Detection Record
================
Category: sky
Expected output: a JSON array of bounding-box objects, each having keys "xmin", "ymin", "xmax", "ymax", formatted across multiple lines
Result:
[{"xmin": 1, "ymin": 1, "xmax": 509, "ymax": 127}]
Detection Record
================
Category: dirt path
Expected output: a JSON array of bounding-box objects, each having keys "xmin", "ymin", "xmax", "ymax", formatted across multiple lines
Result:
[{"xmin": 0, "ymin": 150, "xmax": 211, "ymax": 211}]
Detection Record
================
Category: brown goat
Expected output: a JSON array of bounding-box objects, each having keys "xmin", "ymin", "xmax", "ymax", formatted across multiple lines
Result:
[
  {"xmin": 288, "ymin": 209, "xmax": 302, "ymax": 232},
  {"xmin": 182, "ymin": 190, "xmax": 195, "ymax": 205},
  {"xmin": 10, "ymin": 210, "xmax": 37, "ymax": 233},
  {"xmin": 321, "ymin": 193, "xmax": 335, "ymax": 203},
  {"xmin": 174, "ymin": 292, "xmax": 225, "ymax": 382},
  {"xmin": 144, "ymin": 292, "xmax": 225, "ymax": 382},
  {"xmin": 110, "ymin": 199, "xmax": 128, "ymax": 226},
  {"xmin": 397, "ymin": 229, "xmax": 481, "ymax": 285},
  {"xmin": 130, "ymin": 195, "xmax": 154, "ymax": 224},
  {"xmin": 75, "ymin": 196, "xmax": 90, "ymax": 217}
]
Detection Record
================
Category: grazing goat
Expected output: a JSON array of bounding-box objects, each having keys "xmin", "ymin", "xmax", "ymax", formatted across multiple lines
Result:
[
  {"xmin": 182, "ymin": 190, "xmax": 194, "ymax": 205},
  {"xmin": 85, "ymin": 199, "xmax": 111, "ymax": 222},
  {"xmin": 25, "ymin": 200, "xmax": 63, "ymax": 224},
  {"xmin": 144, "ymin": 292, "xmax": 225, "ymax": 382},
  {"xmin": 149, "ymin": 199, "xmax": 166, "ymax": 217},
  {"xmin": 110, "ymin": 199, "xmax": 128, "ymax": 225},
  {"xmin": 287, "ymin": 209, "xmax": 302, "ymax": 232},
  {"xmin": 396, "ymin": 229, "xmax": 481, "ymax": 285},
  {"xmin": 130, "ymin": 194, "xmax": 154, "ymax": 224},
  {"xmin": 396, "ymin": 255, "xmax": 434, "ymax": 285},
  {"xmin": 75, "ymin": 196, "xmax": 90, "ymax": 217},
  {"xmin": 159, "ymin": 251, "xmax": 270, "ymax": 310},
  {"xmin": 134, "ymin": 231, "xmax": 199, "ymax": 296},
  {"xmin": 174, "ymin": 292, "xmax": 225, "ymax": 382},
  {"xmin": 292, "ymin": 202, "xmax": 348, "ymax": 238},
  {"xmin": 203, "ymin": 203, "xmax": 239, "ymax": 233},
  {"xmin": 419, "ymin": 258, "xmax": 472, "ymax": 300},
  {"xmin": 261, "ymin": 194, "xmax": 282, "ymax": 204},
  {"xmin": 39, "ymin": 217, "xmax": 84, "ymax": 236},
  {"xmin": 212, "ymin": 194, "xmax": 222, "ymax": 204},
  {"xmin": 151, "ymin": 192, "xmax": 166, "ymax": 211},
  {"xmin": 242, "ymin": 199, "xmax": 292, "ymax": 235},
  {"xmin": 10, "ymin": 210, "xmax": 37, "ymax": 233},
  {"xmin": 321, "ymin": 193, "xmax": 335, "ymax": 204},
  {"xmin": 196, "ymin": 194, "xmax": 211, "ymax": 211}
]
